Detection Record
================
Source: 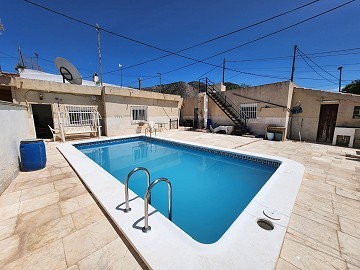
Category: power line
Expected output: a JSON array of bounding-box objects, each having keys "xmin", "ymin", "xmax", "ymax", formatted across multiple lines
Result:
[
  {"xmin": 149, "ymin": 0, "xmax": 356, "ymax": 80},
  {"xmin": 297, "ymin": 47, "xmax": 338, "ymax": 80},
  {"xmin": 297, "ymin": 49, "xmax": 337, "ymax": 84},
  {"xmin": 24, "ymin": 0, "xmax": 324, "ymax": 74}
]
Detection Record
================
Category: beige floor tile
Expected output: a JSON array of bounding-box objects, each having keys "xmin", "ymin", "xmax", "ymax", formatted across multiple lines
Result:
[
  {"xmin": 332, "ymin": 193, "xmax": 360, "ymax": 209},
  {"xmin": 347, "ymin": 263, "xmax": 360, "ymax": 270},
  {"xmin": 339, "ymin": 216, "xmax": 360, "ymax": 239},
  {"xmin": 287, "ymin": 214, "xmax": 340, "ymax": 257},
  {"xmin": 0, "ymin": 234, "xmax": 20, "ymax": 268},
  {"xmin": 0, "ymin": 217, "xmax": 17, "ymax": 241},
  {"xmin": 14, "ymin": 172, "xmax": 74, "ymax": 191},
  {"xmin": 19, "ymin": 192, "xmax": 59, "ymax": 215},
  {"xmin": 59, "ymin": 184, "xmax": 87, "ymax": 201},
  {"xmin": 24, "ymin": 215, "xmax": 76, "ymax": 254},
  {"xmin": 20, "ymin": 183, "xmax": 55, "ymax": 201},
  {"xmin": 336, "ymin": 187, "xmax": 360, "ymax": 201},
  {"xmin": 280, "ymin": 238, "xmax": 346, "ymax": 270},
  {"xmin": 71, "ymin": 203, "xmax": 105, "ymax": 230},
  {"xmin": 338, "ymin": 231, "xmax": 360, "ymax": 267},
  {"xmin": 292, "ymin": 203, "xmax": 339, "ymax": 230},
  {"xmin": 2, "ymin": 239, "xmax": 67, "ymax": 270},
  {"xmin": 77, "ymin": 238, "xmax": 140, "ymax": 270},
  {"xmin": 60, "ymin": 193, "xmax": 95, "ymax": 216},
  {"xmin": 0, "ymin": 202, "xmax": 20, "ymax": 222},
  {"xmin": 276, "ymin": 258, "xmax": 300, "ymax": 270},
  {"xmin": 333, "ymin": 201, "xmax": 360, "ymax": 222},
  {"xmin": 0, "ymin": 190, "xmax": 21, "ymax": 207},
  {"xmin": 66, "ymin": 265, "xmax": 79, "ymax": 270},
  {"xmin": 16, "ymin": 203, "xmax": 61, "ymax": 233},
  {"xmin": 54, "ymin": 177, "xmax": 81, "ymax": 191},
  {"xmin": 295, "ymin": 190, "xmax": 333, "ymax": 213},
  {"xmin": 63, "ymin": 218, "xmax": 118, "ymax": 265}
]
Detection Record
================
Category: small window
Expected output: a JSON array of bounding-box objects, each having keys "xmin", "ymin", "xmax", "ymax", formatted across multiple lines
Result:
[
  {"xmin": 131, "ymin": 106, "xmax": 148, "ymax": 123},
  {"xmin": 240, "ymin": 103, "xmax": 257, "ymax": 119},
  {"xmin": 353, "ymin": 106, "xmax": 360, "ymax": 119}
]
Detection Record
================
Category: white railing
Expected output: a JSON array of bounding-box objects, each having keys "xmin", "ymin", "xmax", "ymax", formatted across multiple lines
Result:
[{"xmin": 56, "ymin": 105, "xmax": 102, "ymax": 142}]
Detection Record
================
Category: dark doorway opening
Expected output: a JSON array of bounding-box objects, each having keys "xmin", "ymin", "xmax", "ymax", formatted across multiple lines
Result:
[
  {"xmin": 0, "ymin": 87, "xmax": 13, "ymax": 102},
  {"xmin": 316, "ymin": 104, "xmax": 339, "ymax": 143},
  {"xmin": 193, "ymin": 108, "xmax": 199, "ymax": 129},
  {"xmin": 32, "ymin": 104, "xmax": 54, "ymax": 139}
]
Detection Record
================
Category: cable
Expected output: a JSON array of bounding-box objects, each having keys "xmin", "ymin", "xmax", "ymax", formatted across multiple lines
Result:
[
  {"xmin": 297, "ymin": 50, "xmax": 337, "ymax": 84},
  {"xmin": 127, "ymin": 0, "xmax": 356, "ymax": 82},
  {"xmin": 297, "ymin": 48, "xmax": 338, "ymax": 80},
  {"xmin": 24, "ymin": 0, "xmax": 325, "ymax": 72}
]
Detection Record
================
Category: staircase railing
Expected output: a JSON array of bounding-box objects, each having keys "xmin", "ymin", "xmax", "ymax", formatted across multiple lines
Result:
[{"xmin": 203, "ymin": 78, "xmax": 248, "ymax": 128}]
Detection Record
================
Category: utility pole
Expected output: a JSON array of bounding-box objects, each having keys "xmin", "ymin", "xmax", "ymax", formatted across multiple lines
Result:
[
  {"xmin": 138, "ymin": 77, "xmax": 142, "ymax": 90},
  {"xmin": 96, "ymin": 24, "xmax": 103, "ymax": 86},
  {"xmin": 119, "ymin": 64, "xmax": 122, "ymax": 87},
  {"xmin": 338, "ymin": 66, "xmax": 343, "ymax": 92},
  {"xmin": 222, "ymin": 58, "xmax": 226, "ymax": 84},
  {"xmin": 157, "ymin": 72, "xmax": 162, "ymax": 92},
  {"xmin": 290, "ymin": 45, "xmax": 297, "ymax": 82},
  {"xmin": 34, "ymin": 53, "xmax": 39, "ymax": 70}
]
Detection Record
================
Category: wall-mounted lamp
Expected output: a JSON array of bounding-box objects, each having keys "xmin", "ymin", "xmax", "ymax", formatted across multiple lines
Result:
[{"xmin": 39, "ymin": 93, "xmax": 43, "ymax": 100}]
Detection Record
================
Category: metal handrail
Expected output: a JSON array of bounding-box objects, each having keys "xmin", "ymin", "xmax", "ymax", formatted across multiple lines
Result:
[
  {"xmin": 204, "ymin": 78, "xmax": 248, "ymax": 124},
  {"xmin": 124, "ymin": 167, "xmax": 151, "ymax": 213},
  {"xmin": 142, "ymin": 177, "xmax": 172, "ymax": 233},
  {"xmin": 145, "ymin": 127, "xmax": 156, "ymax": 137}
]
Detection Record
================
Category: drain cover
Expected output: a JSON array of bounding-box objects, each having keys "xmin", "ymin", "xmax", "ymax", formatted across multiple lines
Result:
[{"xmin": 257, "ymin": 219, "xmax": 274, "ymax": 231}]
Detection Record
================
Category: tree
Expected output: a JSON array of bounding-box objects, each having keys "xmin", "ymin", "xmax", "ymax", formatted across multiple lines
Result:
[
  {"xmin": 343, "ymin": 80, "xmax": 360, "ymax": 95},
  {"xmin": 224, "ymin": 82, "xmax": 251, "ymax": 90}
]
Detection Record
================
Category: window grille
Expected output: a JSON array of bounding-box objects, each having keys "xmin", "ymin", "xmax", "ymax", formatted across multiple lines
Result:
[
  {"xmin": 131, "ymin": 106, "xmax": 148, "ymax": 123},
  {"xmin": 240, "ymin": 103, "xmax": 258, "ymax": 119},
  {"xmin": 64, "ymin": 106, "xmax": 96, "ymax": 127},
  {"xmin": 353, "ymin": 106, "xmax": 360, "ymax": 119}
]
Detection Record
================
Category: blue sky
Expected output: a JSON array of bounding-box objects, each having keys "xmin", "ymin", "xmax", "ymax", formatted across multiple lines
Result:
[{"xmin": 1, "ymin": 0, "xmax": 359, "ymax": 90}]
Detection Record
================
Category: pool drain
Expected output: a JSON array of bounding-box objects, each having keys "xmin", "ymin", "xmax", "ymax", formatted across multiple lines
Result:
[{"xmin": 257, "ymin": 219, "xmax": 274, "ymax": 231}]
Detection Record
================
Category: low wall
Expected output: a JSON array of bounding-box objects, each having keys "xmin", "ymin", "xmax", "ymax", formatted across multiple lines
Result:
[{"xmin": 0, "ymin": 102, "xmax": 31, "ymax": 194}]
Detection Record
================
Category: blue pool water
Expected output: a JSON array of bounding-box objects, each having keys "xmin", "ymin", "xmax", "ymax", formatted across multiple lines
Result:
[{"xmin": 77, "ymin": 137, "xmax": 279, "ymax": 244}]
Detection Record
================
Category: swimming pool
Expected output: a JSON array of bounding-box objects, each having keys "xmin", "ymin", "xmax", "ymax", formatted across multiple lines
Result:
[
  {"xmin": 58, "ymin": 135, "xmax": 304, "ymax": 269},
  {"xmin": 76, "ymin": 137, "xmax": 279, "ymax": 244}
]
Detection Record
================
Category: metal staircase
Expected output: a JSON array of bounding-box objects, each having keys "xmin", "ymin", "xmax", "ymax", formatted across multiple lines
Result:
[{"xmin": 204, "ymin": 78, "xmax": 250, "ymax": 135}]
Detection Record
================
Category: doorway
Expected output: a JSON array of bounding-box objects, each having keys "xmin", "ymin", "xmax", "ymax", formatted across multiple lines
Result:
[
  {"xmin": 31, "ymin": 104, "xmax": 54, "ymax": 139},
  {"xmin": 316, "ymin": 104, "xmax": 339, "ymax": 143}
]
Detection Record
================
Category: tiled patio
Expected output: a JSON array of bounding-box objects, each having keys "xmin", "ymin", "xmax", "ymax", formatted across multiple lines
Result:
[{"xmin": 0, "ymin": 130, "xmax": 359, "ymax": 269}]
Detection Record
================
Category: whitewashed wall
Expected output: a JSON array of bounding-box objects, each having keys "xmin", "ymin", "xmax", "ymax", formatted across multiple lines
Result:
[{"xmin": 0, "ymin": 102, "xmax": 31, "ymax": 194}]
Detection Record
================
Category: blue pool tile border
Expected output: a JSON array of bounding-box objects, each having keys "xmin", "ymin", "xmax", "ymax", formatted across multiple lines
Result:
[{"xmin": 75, "ymin": 136, "xmax": 281, "ymax": 168}]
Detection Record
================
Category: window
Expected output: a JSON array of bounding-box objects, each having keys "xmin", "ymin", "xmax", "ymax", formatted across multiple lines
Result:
[
  {"xmin": 131, "ymin": 106, "xmax": 148, "ymax": 123},
  {"xmin": 65, "ymin": 106, "xmax": 95, "ymax": 126},
  {"xmin": 353, "ymin": 106, "xmax": 360, "ymax": 119},
  {"xmin": 240, "ymin": 103, "xmax": 257, "ymax": 119}
]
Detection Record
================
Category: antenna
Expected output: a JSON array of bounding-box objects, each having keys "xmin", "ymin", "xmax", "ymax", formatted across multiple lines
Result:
[{"xmin": 55, "ymin": 57, "xmax": 82, "ymax": 85}]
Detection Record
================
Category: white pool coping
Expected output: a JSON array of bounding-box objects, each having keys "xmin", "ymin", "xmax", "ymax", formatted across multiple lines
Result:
[{"xmin": 57, "ymin": 135, "xmax": 305, "ymax": 270}]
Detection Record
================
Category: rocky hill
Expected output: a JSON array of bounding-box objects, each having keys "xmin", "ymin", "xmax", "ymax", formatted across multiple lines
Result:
[
  {"xmin": 143, "ymin": 81, "xmax": 198, "ymax": 98},
  {"xmin": 143, "ymin": 81, "xmax": 250, "ymax": 98}
]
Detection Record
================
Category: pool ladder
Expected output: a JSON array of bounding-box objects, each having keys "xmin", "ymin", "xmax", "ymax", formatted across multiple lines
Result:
[
  {"xmin": 142, "ymin": 178, "xmax": 172, "ymax": 233},
  {"xmin": 123, "ymin": 168, "xmax": 172, "ymax": 233},
  {"xmin": 124, "ymin": 167, "xmax": 151, "ymax": 213}
]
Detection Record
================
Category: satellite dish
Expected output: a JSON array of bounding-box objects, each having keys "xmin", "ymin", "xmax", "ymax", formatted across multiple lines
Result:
[{"xmin": 55, "ymin": 57, "xmax": 82, "ymax": 85}]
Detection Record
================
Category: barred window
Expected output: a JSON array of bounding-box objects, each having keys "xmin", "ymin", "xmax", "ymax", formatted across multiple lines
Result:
[
  {"xmin": 65, "ymin": 106, "xmax": 95, "ymax": 126},
  {"xmin": 240, "ymin": 103, "xmax": 257, "ymax": 119},
  {"xmin": 131, "ymin": 106, "xmax": 148, "ymax": 123},
  {"xmin": 353, "ymin": 106, "xmax": 360, "ymax": 119}
]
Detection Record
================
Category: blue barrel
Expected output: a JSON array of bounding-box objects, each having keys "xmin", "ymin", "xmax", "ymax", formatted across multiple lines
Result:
[{"xmin": 20, "ymin": 139, "xmax": 46, "ymax": 171}]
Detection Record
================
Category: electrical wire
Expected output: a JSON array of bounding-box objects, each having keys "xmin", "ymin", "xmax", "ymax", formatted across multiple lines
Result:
[{"xmin": 297, "ymin": 50, "xmax": 337, "ymax": 84}]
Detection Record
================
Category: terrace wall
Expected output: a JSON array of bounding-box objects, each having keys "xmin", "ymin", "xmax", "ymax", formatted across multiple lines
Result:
[{"xmin": 0, "ymin": 101, "xmax": 31, "ymax": 194}]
